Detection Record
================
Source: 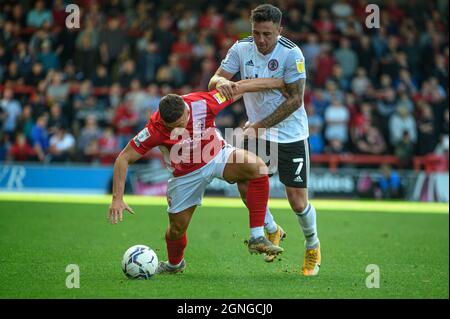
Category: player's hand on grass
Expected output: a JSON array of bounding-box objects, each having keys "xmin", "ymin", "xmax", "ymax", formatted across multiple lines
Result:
[
  {"xmin": 217, "ymin": 79, "xmax": 238, "ymax": 100},
  {"xmin": 109, "ymin": 199, "xmax": 134, "ymax": 224}
]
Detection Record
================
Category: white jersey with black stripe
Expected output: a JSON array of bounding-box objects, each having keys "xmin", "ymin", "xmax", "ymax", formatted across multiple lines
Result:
[{"xmin": 221, "ymin": 35, "xmax": 309, "ymax": 143}]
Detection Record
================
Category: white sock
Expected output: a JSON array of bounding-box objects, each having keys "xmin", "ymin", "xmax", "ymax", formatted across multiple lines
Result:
[
  {"xmin": 250, "ymin": 226, "xmax": 265, "ymax": 239},
  {"xmin": 296, "ymin": 203, "xmax": 319, "ymax": 249},
  {"xmin": 264, "ymin": 207, "xmax": 278, "ymax": 234}
]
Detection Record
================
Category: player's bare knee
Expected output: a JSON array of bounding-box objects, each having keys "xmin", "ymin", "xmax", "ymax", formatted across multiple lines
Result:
[
  {"xmin": 256, "ymin": 157, "xmax": 269, "ymax": 176},
  {"xmin": 290, "ymin": 201, "xmax": 308, "ymax": 214},
  {"xmin": 245, "ymin": 156, "xmax": 268, "ymax": 179}
]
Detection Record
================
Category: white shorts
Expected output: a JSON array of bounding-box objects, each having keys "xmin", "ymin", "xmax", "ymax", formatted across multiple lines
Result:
[{"xmin": 166, "ymin": 145, "xmax": 236, "ymax": 213}]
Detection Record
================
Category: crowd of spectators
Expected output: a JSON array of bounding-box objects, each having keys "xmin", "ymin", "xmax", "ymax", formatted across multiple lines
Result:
[{"xmin": 0, "ymin": 0, "xmax": 448, "ymax": 168}]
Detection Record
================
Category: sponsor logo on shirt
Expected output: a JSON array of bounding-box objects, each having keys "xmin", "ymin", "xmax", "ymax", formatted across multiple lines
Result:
[
  {"xmin": 194, "ymin": 119, "xmax": 204, "ymax": 130},
  {"xmin": 245, "ymin": 60, "xmax": 254, "ymax": 66},
  {"xmin": 134, "ymin": 127, "xmax": 151, "ymax": 146},
  {"xmin": 296, "ymin": 59, "xmax": 305, "ymax": 73},
  {"xmin": 213, "ymin": 92, "xmax": 227, "ymax": 104}
]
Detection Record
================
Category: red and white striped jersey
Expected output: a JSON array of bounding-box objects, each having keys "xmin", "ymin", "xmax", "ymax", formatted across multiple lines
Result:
[{"xmin": 129, "ymin": 90, "xmax": 233, "ymax": 177}]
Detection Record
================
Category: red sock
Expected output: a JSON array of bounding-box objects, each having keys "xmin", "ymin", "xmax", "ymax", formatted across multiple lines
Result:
[
  {"xmin": 165, "ymin": 232, "xmax": 187, "ymax": 265},
  {"xmin": 246, "ymin": 175, "xmax": 269, "ymax": 228}
]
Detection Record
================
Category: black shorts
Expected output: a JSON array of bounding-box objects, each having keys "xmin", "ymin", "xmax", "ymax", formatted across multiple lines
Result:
[{"xmin": 243, "ymin": 138, "xmax": 310, "ymax": 188}]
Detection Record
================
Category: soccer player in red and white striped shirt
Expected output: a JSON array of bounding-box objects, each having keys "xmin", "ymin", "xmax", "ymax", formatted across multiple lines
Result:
[{"xmin": 108, "ymin": 77, "xmax": 285, "ymax": 274}]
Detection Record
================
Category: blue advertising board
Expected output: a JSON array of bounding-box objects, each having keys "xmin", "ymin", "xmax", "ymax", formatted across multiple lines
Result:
[{"xmin": 0, "ymin": 163, "xmax": 113, "ymax": 194}]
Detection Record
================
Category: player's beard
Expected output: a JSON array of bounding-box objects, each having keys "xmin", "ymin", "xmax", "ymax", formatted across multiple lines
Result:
[{"xmin": 257, "ymin": 42, "xmax": 275, "ymax": 55}]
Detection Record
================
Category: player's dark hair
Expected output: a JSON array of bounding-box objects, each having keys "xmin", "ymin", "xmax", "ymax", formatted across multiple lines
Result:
[
  {"xmin": 159, "ymin": 94, "xmax": 186, "ymax": 123},
  {"xmin": 250, "ymin": 4, "xmax": 282, "ymax": 25}
]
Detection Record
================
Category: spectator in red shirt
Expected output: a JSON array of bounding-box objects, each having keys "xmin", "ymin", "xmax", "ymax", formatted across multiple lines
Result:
[
  {"xmin": 9, "ymin": 133, "xmax": 36, "ymax": 161},
  {"xmin": 113, "ymin": 100, "xmax": 138, "ymax": 148},
  {"xmin": 52, "ymin": 0, "xmax": 67, "ymax": 29},
  {"xmin": 385, "ymin": 0, "xmax": 406, "ymax": 24},
  {"xmin": 171, "ymin": 32, "xmax": 193, "ymax": 73},
  {"xmin": 313, "ymin": 9, "xmax": 335, "ymax": 35},
  {"xmin": 199, "ymin": 5, "xmax": 224, "ymax": 31},
  {"xmin": 314, "ymin": 43, "xmax": 336, "ymax": 87},
  {"xmin": 98, "ymin": 126, "xmax": 120, "ymax": 164}
]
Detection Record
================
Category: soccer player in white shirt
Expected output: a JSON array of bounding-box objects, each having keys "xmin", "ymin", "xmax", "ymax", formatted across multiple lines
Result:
[{"xmin": 209, "ymin": 4, "xmax": 320, "ymax": 276}]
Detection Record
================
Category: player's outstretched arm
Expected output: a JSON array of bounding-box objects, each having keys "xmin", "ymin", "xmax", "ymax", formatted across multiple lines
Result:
[
  {"xmin": 251, "ymin": 78, "xmax": 305, "ymax": 129},
  {"xmin": 109, "ymin": 143, "xmax": 142, "ymax": 224},
  {"xmin": 229, "ymin": 78, "xmax": 285, "ymax": 101},
  {"xmin": 236, "ymin": 78, "xmax": 284, "ymax": 93}
]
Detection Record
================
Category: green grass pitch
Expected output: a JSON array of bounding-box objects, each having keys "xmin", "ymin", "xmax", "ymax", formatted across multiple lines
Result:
[{"xmin": 0, "ymin": 193, "xmax": 448, "ymax": 299}]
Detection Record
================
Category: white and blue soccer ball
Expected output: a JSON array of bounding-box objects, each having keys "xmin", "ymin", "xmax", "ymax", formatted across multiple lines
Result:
[{"xmin": 121, "ymin": 245, "xmax": 158, "ymax": 279}]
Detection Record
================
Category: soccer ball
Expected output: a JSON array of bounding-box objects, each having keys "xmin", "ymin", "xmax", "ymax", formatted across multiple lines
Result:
[{"xmin": 121, "ymin": 245, "xmax": 158, "ymax": 279}]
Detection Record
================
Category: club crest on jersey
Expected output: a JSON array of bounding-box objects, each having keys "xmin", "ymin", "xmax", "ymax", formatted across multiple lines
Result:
[
  {"xmin": 133, "ymin": 127, "xmax": 150, "ymax": 146},
  {"xmin": 268, "ymin": 59, "xmax": 279, "ymax": 71},
  {"xmin": 213, "ymin": 92, "xmax": 227, "ymax": 104}
]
